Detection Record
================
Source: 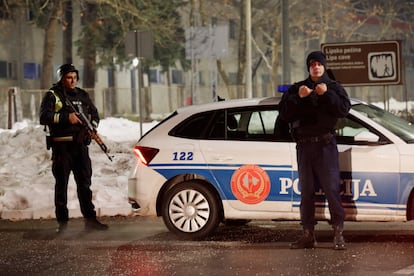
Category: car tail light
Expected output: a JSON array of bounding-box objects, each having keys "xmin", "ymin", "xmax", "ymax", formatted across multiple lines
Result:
[{"xmin": 133, "ymin": 146, "xmax": 159, "ymax": 165}]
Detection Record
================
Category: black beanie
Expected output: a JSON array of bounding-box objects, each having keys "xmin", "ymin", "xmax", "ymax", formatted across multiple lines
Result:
[{"xmin": 306, "ymin": 51, "xmax": 327, "ymax": 71}]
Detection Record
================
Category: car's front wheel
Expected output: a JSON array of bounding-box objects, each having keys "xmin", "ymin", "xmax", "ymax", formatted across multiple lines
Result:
[{"xmin": 161, "ymin": 181, "xmax": 220, "ymax": 239}]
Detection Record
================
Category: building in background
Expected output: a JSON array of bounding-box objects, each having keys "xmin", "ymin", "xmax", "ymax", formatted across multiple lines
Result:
[{"xmin": 0, "ymin": 1, "xmax": 413, "ymax": 128}]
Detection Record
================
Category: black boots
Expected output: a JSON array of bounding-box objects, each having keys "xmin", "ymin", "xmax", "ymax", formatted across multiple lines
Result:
[
  {"xmin": 333, "ymin": 225, "xmax": 346, "ymax": 250},
  {"xmin": 290, "ymin": 228, "xmax": 317, "ymax": 249},
  {"xmin": 290, "ymin": 226, "xmax": 346, "ymax": 250},
  {"xmin": 84, "ymin": 217, "xmax": 109, "ymax": 231}
]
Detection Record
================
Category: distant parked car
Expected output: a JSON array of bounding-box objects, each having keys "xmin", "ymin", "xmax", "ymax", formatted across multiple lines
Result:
[{"xmin": 128, "ymin": 96, "xmax": 414, "ymax": 239}]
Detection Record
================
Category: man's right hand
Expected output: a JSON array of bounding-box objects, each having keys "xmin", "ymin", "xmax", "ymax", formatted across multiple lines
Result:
[{"xmin": 68, "ymin": 112, "xmax": 82, "ymax": 125}]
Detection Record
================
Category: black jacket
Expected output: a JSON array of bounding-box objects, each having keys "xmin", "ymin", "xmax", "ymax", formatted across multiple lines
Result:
[
  {"xmin": 39, "ymin": 84, "xmax": 99, "ymax": 140},
  {"xmin": 279, "ymin": 73, "xmax": 351, "ymax": 138}
]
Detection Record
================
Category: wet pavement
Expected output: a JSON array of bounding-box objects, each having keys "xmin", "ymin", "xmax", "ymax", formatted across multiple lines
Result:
[{"xmin": 0, "ymin": 216, "xmax": 413, "ymax": 275}]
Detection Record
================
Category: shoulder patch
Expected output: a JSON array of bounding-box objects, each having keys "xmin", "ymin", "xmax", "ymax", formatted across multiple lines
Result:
[{"xmin": 49, "ymin": 90, "xmax": 63, "ymax": 112}]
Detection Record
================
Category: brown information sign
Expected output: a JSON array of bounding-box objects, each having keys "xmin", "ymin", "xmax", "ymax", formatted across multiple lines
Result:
[{"xmin": 321, "ymin": 41, "xmax": 402, "ymax": 86}]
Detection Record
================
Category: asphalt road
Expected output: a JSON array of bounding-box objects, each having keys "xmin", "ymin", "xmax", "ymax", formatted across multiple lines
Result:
[{"xmin": 0, "ymin": 216, "xmax": 413, "ymax": 275}]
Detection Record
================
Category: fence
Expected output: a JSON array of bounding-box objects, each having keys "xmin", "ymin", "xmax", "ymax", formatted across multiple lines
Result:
[
  {"xmin": 0, "ymin": 86, "xmax": 179, "ymax": 129},
  {"xmin": 0, "ymin": 83, "xmax": 254, "ymax": 129}
]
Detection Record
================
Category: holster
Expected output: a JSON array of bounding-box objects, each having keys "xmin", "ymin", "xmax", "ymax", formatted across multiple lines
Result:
[{"xmin": 46, "ymin": 135, "xmax": 53, "ymax": 150}]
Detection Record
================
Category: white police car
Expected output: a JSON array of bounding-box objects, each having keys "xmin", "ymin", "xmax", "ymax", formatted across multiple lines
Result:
[{"xmin": 128, "ymin": 97, "xmax": 414, "ymax": 239}]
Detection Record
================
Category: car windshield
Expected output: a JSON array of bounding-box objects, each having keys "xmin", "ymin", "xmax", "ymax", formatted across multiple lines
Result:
[{"xmin": 352, "ymin": 103, "xmax": 414, "ymax": 143}]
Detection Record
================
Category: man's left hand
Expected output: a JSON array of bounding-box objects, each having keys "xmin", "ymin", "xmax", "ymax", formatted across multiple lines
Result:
[{"xmin": 314, "ymin": 83, "xmax": 327, "ymax": 95}]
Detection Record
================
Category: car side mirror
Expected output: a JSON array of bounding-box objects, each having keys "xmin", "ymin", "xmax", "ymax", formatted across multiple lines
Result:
[{"xmin": 354, "ymin": 131, "xmax": 379, "ymax": 142}]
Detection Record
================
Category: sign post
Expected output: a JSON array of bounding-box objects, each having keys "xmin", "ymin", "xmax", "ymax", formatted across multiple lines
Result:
[
  {"xmin": 321, "ymin": 40, "xmax": 402, "ymax": 86},
  {"xmin": 125, "ymin": 30, "xmax": 153, "ymax": 137}
]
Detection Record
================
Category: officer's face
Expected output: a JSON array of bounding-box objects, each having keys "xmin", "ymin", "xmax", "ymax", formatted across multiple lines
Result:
[
  {"xmin": 62, "ymin": 72, "xmax": 78, "ymax": 90},
  {"xmin": 309, "ymin": 61, "xmax": 325, "ymax": 80}
]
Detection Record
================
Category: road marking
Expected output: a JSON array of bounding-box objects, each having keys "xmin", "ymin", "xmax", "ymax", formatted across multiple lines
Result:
[{"xmin": 394, "ymin": 264, "xmax": 414, "ymax": 275}]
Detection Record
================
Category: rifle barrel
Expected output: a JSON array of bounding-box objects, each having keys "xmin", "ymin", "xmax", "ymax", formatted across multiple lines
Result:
[{"xmin": 65, "ymin": 98, "xmax": 113, "ymax": 162}]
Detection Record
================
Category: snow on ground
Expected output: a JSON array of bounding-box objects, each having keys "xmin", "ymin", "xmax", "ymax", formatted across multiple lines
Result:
[{"xmin": 0, "ymin": 118, "xmax": 159, "ymax": 220}]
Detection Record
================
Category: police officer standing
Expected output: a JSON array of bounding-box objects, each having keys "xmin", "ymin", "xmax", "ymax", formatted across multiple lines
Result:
[
  {"xmin": 279, "ymin": 51, "xmax": 350, "ymax": 250},
  {"xmin": 39, "ymin": 64, "xmax": 108, "ymax": 233}
]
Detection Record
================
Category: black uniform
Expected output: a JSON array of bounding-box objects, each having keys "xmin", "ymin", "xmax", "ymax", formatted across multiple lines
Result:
[
  {"xmin": 39, "ymin": 84, "xmax": 99, "ymax": 224},
  {"xmin": 279, "ymin": 73, "xmax": 351, "ymax": 229}
]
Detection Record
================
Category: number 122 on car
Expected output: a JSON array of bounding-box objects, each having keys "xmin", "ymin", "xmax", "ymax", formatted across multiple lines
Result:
[{"xmin": 173, "ymin": 151, "xmax": 194, "ymax": 161}]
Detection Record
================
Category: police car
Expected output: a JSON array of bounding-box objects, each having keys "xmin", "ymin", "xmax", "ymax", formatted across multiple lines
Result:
[{"xmin": 128, "ymin": 96, "xmax": 414, "ymax": 239}]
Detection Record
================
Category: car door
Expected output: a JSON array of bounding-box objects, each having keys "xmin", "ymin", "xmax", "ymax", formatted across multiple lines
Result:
[
  {"xmin": 334, "ymin": 114, "xmax": 401, "ymax": 220},
  {"xmin": 199, "ymin": 106, "xmax": 296, "ymax": 214}
]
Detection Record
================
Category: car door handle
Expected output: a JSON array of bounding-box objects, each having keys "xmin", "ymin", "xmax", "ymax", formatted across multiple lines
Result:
[{"xmin": 212, "ymin": 155, "xmax": 234, "ymax": 162}]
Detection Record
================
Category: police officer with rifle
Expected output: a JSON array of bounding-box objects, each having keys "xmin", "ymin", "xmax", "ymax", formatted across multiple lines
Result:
[{"xmin": 40, "ymin": 64, "xmax": 109, "ymax": 233}]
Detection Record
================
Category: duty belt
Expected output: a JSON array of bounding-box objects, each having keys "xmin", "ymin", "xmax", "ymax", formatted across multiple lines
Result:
[
  {"xmin": 296, "ymin": 132, "xmax": 333, "ymax": 143},
  {"xmin": 52, "ymin": 136, "xmax": 73, "ymax": 142}
]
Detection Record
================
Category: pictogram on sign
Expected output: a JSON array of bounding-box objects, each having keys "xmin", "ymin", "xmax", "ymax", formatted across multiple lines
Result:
[{"xmin": 231, "ymin": 164, "xmax": 271, "ymax": 204}]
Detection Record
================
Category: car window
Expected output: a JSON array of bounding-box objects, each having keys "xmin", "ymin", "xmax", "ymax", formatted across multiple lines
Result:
[
  {"xmin": 335, "ymin": 115, "xmax": 389, "ymax": 145},
  {"xmin": 170, "ymin": 111, "xmax": 213, "ymax": 139},
  {"xmin": 171, "ymin": 106, "xmax": 293, "ymax": 142},
  {"xmin": 208, "ymin": 111, "xmax": 227, "ymax": 139},
  {"xmin": 352, "ymin": 103, "xmax": 414, "ymax": 143},
  {"xmin": 248, "ymin": 110, "xmax": 276, "ymax": 135},
  {"xmin": 215, "ymin": 107, "xmax": 291, "ymax": 142},
  {"xmin": 336, "ymin": 117, "xmax": 368, "ymax": 136}
]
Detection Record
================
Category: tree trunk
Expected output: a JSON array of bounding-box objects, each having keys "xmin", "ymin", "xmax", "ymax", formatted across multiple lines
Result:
[
  {"xmin": 40, "ymin": 0, "xmax": 62, "ymax": 89},
  {"xmin": 83, "ymin": 57, "xmax": 96, "ymax": 90},
  {"xmin": 62, "ymin": 1, "xmax": 73, "ymax": 64},
  {"xmin": 82, "ymin": 3, "xmax": 97, "ymax": 90},
  {"xmin": 216, "ymin": 60, "xmax": 232, "ymax": 98}
]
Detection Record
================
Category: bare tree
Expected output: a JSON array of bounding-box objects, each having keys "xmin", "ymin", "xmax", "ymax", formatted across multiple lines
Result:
[
  {"xmin": 79, "ymin": 2, "xmax": 98, "ymax": 89},
  {"xmin": 62, "ymin": 1, "xmax": 73, "ymax": 64},
  {"xmin": 38, "ymin": 0, "xmax": 63, "ymax": 89}
]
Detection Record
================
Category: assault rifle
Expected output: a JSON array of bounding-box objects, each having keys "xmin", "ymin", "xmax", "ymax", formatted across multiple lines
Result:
[{"xmin": 65, "ymin": 98, "xmax": 113, "ymax": 161}]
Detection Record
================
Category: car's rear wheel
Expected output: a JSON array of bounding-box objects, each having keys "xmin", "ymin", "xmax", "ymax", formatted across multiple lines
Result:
[{"xmin": 161, "ymin": 181, "xmax": 220, "ymax": 239}]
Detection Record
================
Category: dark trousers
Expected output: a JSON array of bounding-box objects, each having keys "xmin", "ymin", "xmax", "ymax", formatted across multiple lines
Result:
[
  {"xmin": 52, "ymin": 142, "xmax": 96, "ymax": 222},
  {"xmin": 296, "ymin": 137, "xmax": 345, "ymax": 230}
]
